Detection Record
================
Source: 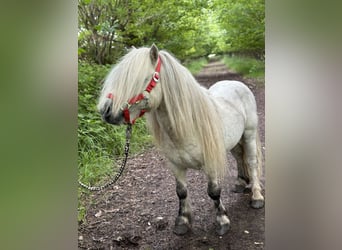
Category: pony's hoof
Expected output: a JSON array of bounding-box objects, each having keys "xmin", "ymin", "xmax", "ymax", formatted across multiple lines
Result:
[
  {"xmin": 173, "ymin": 216, "xmax": 191, "ymax": 235},
  {"xmin": 173, "ymin": 223, "xmax": 191, "ymax": 235},
  {"xmin": 216, "ymin": 223, "xmax": 230, "ymax": 236},
  {"xmin": 250, "ymin": 199, "xmax": 264, "ymax": 209}
]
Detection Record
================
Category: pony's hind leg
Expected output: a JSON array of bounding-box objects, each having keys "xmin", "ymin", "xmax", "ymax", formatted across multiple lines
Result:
[
  {"xmin": 171, "ymin": 165, "xmax": 192, "ymax": 235},
  {"xmin": 207, "ymin": 176, "xmax": 230, "ymax": 235},
  {"xmin": 243, "ymin": 129, "xmax": 264, "ymax": 209},
  {"xmin": 231, "ymin": 142, "xmax": 250, "ymax": 193}
]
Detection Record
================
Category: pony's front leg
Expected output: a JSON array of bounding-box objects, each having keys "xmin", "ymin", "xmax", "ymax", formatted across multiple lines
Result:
[
  {"xmin": 207, "ymin": 179, "xmax": 230, "ymax": 235},
  {"xmin": 171, "ymin": 166, "xmax": 192, "ymax": 235}
]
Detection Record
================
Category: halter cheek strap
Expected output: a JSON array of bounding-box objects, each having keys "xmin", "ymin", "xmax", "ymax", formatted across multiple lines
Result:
[{"xmin": 107, "ymin": 56, "xmax": 162, "ymax": 125}]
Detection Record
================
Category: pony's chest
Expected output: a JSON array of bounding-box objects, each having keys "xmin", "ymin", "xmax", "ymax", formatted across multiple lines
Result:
[{"xmin": 161, "ymin": 139, "xmax": 203, "ymax": 169}]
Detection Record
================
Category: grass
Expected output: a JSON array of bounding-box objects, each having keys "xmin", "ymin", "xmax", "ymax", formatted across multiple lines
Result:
[
  {"xmin": 184, "ymin": 57, "xmax": 208, "ymax": 75},
  {"xmin": 222, "ymin": 55, "xmax": 265, "ymax": 85},
  {"xmin": 183, "ymin": 54, "xmax": 264, "ymax": 84},
  {"xmin": 78, "ymin": 118, "xmax": 152, "ymax": 184}
]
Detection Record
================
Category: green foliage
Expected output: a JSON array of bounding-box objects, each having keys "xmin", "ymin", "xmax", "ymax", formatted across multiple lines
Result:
[
  {"xmin": 216, "ymin": 0, "xmax": 265, "ymax": 56},
  {"xmin": 78, "ymin": 0, "xmax": 264, "ymax": 64},
  {"xmin": 222, "ymin": 55, "xmax": 265, "ymax": 82}
]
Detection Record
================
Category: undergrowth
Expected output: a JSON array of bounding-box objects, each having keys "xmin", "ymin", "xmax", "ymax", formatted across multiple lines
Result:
[{"xmin": 222, "ymin": 55, "xmax": 265, "ymax": 85}]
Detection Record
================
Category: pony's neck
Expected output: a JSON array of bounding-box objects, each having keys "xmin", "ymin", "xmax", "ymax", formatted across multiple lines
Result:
[
  {"xmin": 155, "ymin": 100, "xmax": 175, "ymax": 135},
  {"xmin": 146, "ymin": 100, "xmax": 180, "ymax": 146}
]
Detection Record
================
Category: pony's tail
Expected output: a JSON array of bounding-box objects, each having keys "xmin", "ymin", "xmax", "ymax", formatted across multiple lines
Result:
[{"xmin": 255, "ymin": 131, "xmax": 263, "ymax": 179}]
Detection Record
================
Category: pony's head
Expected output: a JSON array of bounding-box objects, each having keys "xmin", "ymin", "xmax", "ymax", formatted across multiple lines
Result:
[{"xmin": 97, "ymin": 44, "xmax": 163, "ymax": 125}]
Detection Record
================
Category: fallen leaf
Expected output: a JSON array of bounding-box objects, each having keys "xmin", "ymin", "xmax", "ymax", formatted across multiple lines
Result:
[{"xmin": 95, "ymin": 210, "xmax": 102, "ymax": 217}]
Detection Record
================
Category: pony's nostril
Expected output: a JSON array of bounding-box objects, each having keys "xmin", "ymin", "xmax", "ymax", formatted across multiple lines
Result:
[
  {"xmin": 101, "ymin": 100, "xmax": 113, "ymax": 118},
  {"xmin": 104, "ymin": 105, "xmax": 111, "ymax": 117}
]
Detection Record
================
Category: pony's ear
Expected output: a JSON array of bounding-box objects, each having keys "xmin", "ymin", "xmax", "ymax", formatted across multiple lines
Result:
[{"xmin": 150, "ymin": 43, "xmax": 159, "ymax": 64}]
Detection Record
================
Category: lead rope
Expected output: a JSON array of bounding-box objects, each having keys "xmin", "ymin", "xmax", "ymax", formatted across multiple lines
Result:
[{"xmin": 78, "ymin": 124, "xmax": 132, "ymax": 191}]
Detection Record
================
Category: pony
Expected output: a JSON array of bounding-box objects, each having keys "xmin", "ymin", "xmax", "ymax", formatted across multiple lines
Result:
[{"xmin": 97, "ymin": 44, "xmax": 264, "ymax": 235}]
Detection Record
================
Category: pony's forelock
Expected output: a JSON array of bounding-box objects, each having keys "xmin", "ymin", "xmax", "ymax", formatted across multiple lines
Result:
[{"xmin": 98, "ymin": 48, "xmax": 156, "ymax": 113}]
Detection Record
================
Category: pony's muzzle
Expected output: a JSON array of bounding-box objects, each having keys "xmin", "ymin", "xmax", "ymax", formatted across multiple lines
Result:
[{"xmin": 100, "ymin": 101, "xmax": 123, "ymax": 125}]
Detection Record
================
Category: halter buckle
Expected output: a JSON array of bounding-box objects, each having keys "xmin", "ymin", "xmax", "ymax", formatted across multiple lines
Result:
[
  {"xmin": 120, "ymin": 102, "xmax": 131, "ymax": 111},
  {"xmin": 152, "ymin": 72, "xmax": 160, "ymax": 82}
]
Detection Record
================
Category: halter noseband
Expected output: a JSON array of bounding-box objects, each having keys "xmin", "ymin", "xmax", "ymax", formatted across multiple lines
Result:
[{"xmin": 106, "ymin": 56, "xmax": 162, "ymax": 125}]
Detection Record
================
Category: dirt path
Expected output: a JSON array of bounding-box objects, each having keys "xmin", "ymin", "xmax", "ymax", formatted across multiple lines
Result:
[{"xmin": 78, "ymin": 61, "xmax": 265, "ymax": 250}]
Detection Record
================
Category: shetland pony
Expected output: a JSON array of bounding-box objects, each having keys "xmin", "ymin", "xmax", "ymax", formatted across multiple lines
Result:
[{"xmin": 97, "ymin": 44, "xmax": 264, "ymax": 235}]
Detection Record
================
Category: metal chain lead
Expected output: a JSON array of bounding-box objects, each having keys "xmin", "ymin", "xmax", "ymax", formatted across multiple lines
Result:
[{"xmin": 78, "ymin": 124, "xmax": 132, "ymax": 191}]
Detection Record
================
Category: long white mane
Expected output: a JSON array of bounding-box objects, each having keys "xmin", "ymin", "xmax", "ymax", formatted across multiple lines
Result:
[{"xmin": 148, "ymin": 50, "xmax": 227, "ymax": 177}]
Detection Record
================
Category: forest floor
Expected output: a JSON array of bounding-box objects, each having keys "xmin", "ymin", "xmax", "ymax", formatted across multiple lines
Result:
[{"xmin": 78, "ymin": 60, "xmax": 265, "ymax": 250}]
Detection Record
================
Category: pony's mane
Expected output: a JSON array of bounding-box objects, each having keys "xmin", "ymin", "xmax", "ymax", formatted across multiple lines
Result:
[{"xmin": 148, "ymin": 50, "xmax": 227, "ymax": 178}]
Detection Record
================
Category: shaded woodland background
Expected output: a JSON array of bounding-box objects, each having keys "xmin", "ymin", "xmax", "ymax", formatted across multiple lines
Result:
[{"xmin": 78, "ymin": 0, "xmax": 264, "ymax": 64}]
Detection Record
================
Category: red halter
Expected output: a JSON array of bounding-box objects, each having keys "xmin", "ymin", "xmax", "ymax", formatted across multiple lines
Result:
[{"xmin": 106, "ymin": 56, "xmax": 162, "ymax": 125}]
